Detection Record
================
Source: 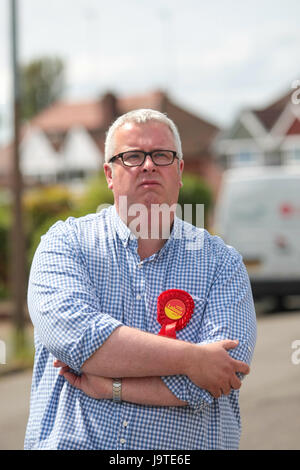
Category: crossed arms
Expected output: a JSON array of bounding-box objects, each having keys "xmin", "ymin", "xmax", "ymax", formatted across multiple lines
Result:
[
  {"xmin": 28, "ymin": 221, "xmax": 256, "ymax": 409},
  {"xmin": 54, "ymin": 326, "xmax": 249, "ymax": 405}
]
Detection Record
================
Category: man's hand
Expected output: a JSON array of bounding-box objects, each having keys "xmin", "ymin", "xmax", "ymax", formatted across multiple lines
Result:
[
  {"xmin": 186, "ymin": 339, "xmax": 250, "ymax": 398},
  {"xmin": 54, "ymin": 360, "xmax": 111, "ymax": 400}
]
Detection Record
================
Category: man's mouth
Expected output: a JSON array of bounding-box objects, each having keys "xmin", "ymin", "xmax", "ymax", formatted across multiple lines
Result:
[{"xmin": 139, "ymin": 180, "xmax": 160, "ymax": 186}]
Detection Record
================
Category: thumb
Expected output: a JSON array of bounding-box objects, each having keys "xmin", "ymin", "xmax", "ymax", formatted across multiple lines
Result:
[
  {"xmin": 221, "ymin": 339, "xmax": 239, "ymax": 351},
  {"xmin": 53, "ymin": 359, "xmax": 68, "ymax": 368}
]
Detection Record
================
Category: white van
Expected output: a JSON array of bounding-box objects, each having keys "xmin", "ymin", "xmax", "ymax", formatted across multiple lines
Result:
[{"xmin": 213, "ymin": 166, "xmax": 300, "ymax": 303}]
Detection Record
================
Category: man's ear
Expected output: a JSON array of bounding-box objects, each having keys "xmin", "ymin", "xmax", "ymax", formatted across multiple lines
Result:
[
  {"xmin": 179, "ymin": 159, "xmax": 184, "ymax": 186},
  {"xmin": 103, "ymin": 163, "xmax": 113, "ymax": 190}
]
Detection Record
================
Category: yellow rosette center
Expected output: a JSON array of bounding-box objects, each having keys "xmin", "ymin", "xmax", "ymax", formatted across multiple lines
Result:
[{"xmin": 164, "ymin": 299, "xmax": 186, "ymax": 320}]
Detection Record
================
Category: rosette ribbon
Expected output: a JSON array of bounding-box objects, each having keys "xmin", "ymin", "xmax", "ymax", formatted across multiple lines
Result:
[{"xmin": 157, "ymin": 289, "xmax": 195, "ymax": 339}]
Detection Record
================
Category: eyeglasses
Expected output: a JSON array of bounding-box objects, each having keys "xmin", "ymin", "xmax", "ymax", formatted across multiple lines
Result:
[{"xmin": 108, "ymin": 150, "xmax": 178, "ymax": 167}]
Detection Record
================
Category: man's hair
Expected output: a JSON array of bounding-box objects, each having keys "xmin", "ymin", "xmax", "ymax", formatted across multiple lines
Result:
[{"xmin": 104, "ymin": 109, "xmax": 183, "ymax": 163}]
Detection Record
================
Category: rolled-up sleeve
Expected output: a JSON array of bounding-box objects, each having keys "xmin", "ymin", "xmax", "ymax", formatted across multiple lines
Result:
[
  {"xmin": 161, "ymin": 248, "xmax": 257, "ymax": 412},
  {"xmin": 27, "ymin": 221, "xmax": 123, "ymax": 373}
]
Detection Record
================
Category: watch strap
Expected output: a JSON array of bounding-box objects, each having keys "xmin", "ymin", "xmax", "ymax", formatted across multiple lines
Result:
[{"xmin": 112, "ymin": 378, "xmax": 122, "ymax": 403}]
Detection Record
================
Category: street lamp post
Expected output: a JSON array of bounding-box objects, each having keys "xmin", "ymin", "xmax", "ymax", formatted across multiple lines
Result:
[{"xmin": 10, "ymin": 0, "xmax": 26, "ymax": 348}]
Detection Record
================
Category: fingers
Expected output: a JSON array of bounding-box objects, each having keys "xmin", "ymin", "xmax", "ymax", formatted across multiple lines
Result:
[
  {"xmin": 221, "ymin": 387, "xmax": 231, "ymax": 396},
  {"xmin": 53, "ymin": 359, "xmax": 68, "ymax": 368},
  {"xmin": 59, "ymin": 367, "xmax": 82, "ymax": 390},
  {"xmin": 212, "ymin": 372, "xmax": 243, "ymax": 397},
  {"xmin": 219, "ymin": 340, "xmax": 251, "ymax": 375},
  {"xmin": 62, "ymin": 370, "xmax": 80, "ymax": 389},
  {"xmin": 230, "ymin": 374, "xmax": 242, "ymax": 390},
  {"xmin": 53, "ymin": 360, "xmax": 82, "ymax": 390},
  {"xmin": 221, "ymin": 339, "xmax": 239, "ymax": 351},
  {"xmin": 213, "ymin": 378, "xmax": 237, "ymax": 397},
  {"xmin": 58, "ymin": 365, "xmax": 69, "ymax": 376},
  {"xmin": 234, "ymin": 360, "xmax": 250, "ymax": 375},
  {"xmin": 211, "ymin": 386, "xmax": 231, "ymax": 398},
  {"xmin": 212, "ymin": 383, "xmax": 238, "ymax": 398},
  {"xmin": 211, "ymin": 388, "xmax": 222, "ymax": 399},
  {"xmin": 205, "ymin": 339, "xmax": 251, "ymax": 399}
]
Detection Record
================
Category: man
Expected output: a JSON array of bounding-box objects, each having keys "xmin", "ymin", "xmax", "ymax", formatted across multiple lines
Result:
[{"xmin": 25, "ymin": 109, "xmax": 256, "ymax": 450}]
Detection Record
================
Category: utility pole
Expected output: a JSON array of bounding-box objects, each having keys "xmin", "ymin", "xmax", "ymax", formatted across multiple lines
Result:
[{"xmin": 10, "ymin": 0, "xmax": 26, "ymax": 349}]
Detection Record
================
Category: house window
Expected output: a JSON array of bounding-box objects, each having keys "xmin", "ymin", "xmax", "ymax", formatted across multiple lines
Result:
[
  {"xmin": 285, "ymin": 147, "xmax": 300, "ymax": 165},
  {"xmin": 231, "ymin": 151, "xmax": 258, "ymax": 167},
  {"xmin": 292, "ymin": 148, "xmax": 300, "ymax": 164}
]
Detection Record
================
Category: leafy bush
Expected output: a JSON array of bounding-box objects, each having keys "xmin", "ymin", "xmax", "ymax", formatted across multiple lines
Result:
[
  {"xmin": 25, "ymin": 172, "xmax": 114, "ymax": 263},
  {"xmin": 78, "ymin": 171, "xmax": 114, "ymax": 214},
  {"xmin": 178, "ymin": 174, "xmax": 213, "ymax": 229},
  {"xmin": 23, "ymin": 185, "xmax": 74, "ymax": 229},
  {"xmin": 24, "ymin": 185, "xmax": 76, "ymax": 263}
]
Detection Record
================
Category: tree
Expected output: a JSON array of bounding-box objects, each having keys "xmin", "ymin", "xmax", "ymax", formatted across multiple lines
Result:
[{"xmin": 20, "ymin": 56, "xmax": 65, "ymax": 121}]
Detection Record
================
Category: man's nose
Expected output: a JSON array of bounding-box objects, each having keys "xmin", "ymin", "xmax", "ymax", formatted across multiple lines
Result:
[{"xmin": 142, "ymin": 154, "xmax": 156, "ymax": 171}]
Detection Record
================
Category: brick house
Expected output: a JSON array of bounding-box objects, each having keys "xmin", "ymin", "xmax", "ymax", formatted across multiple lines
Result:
[{"xmin": 0, "ymin": 90, "xmax": 221, "ymax": 196}]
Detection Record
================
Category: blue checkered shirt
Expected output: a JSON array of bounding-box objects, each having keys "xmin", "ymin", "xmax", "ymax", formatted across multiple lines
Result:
[{"xmin": 25, "ymin": 205, "xmax": 256, "ymax": 450}]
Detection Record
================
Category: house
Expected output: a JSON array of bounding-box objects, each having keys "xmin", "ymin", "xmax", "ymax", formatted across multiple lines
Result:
[
  {"xmin": 215, "ymin": 88, "xmax": 300, "ymax": 169},
  {"xmin": 0, "ymin": 90, "xmax": 221, "ymax": 196}
]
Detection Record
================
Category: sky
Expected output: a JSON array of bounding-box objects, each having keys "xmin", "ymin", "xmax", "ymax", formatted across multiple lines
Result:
[{"xmin": 1, "ymin": 0, "xmax": 300, "ymax": 143}]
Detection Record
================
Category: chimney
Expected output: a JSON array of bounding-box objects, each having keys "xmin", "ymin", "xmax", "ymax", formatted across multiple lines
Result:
[
  {"xmin": 158, "ymin": 91, "xmax": 168, "ymax": 113},
  {"xmin": 101, "ymin": 92, "xmax": 118, "ymax": 128}
]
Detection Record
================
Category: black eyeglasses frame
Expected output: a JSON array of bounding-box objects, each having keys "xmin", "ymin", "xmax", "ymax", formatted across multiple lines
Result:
[{"xmin": 108, "ymin": 149, "xmax": 178, "ymax": 167}]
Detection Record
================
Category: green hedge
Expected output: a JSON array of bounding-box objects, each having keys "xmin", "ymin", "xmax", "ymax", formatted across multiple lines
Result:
[{"xmin": 25, "ymin": 172, "xmax": 114, "ymax": 264}]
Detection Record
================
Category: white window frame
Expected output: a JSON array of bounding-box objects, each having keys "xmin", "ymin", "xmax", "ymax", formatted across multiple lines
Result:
[
  {"xmin": 281, "ymin": 136, "xmax": 300, "ymax": 166},
  {"xmin": 230, "ymin": 150, "xmax": 264, "ymax": 168}
]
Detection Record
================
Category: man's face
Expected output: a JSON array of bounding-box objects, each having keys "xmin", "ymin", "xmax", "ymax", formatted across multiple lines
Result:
[{"xmin": 104, "ymin": 120, "xmax": 184, "ymax": 212}]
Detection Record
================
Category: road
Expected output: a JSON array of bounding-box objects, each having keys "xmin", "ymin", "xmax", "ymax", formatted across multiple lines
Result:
[
  {"xmin": 0, "ymin": 310, "xmax": 300, "ymax": 450},
  {"xmin": 239, "ymin": 310, "xmax": 300, "ymax": 450},
  {"xmin": 0, "ymin": 369, "xmax": 32, "ymax": 450}
]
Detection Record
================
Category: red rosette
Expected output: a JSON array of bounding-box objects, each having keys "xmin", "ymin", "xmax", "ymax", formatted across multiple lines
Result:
[{"xmin": 157, "ymin": 289, "xmax": 195, "ymax": 339}]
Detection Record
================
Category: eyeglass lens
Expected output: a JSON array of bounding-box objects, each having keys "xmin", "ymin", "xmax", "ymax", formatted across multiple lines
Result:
[{"xmin": 123, "ymin": 151, "xmax": 175, "ymax": 166}]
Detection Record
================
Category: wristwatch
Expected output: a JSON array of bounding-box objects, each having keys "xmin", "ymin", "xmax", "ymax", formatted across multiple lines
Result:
[{"xmin": 112, "ymin": 378, "xmax": 122, "ymax": 403}]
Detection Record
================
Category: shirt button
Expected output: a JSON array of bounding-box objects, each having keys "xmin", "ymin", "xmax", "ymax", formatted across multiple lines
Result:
[
  {"xmin": 138, "ymin": 262, "xmax": 143, "ymax": 269},
  {"xmin": 120, "ymin": 438, "xmax": 126, "ymax": 444},
  {"xmin": 123, "ymin": 421, "xmax": 128, "ymax": 427},
  {"xmin": 136, "ymin": 294, "xmax": 142, "ymax": 300}
]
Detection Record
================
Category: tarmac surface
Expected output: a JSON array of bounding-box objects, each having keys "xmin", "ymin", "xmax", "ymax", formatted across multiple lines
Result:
[
  {"xmin": 0, "ymin": 369, "xmax": 32, "ymax": 450},
  {"xmin": 239, "ymin": 310, "xmax": 300, "ymax": 450},
  {"xmin": 0, "ymin": 309, "xmax": 300, "ymax": 450}
]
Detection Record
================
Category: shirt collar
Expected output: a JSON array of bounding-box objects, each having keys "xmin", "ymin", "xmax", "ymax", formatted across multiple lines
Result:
[
  {"xmin": 111, "ymin": 204, "xmax": 181, "ymax": 251},
  {"xmin": 156, "ymin": 215, "xmax": 180, "ymax": 258},
  {"xmin": 111, "ymin": 205, "xmax": 133, "ymax": 247}
]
